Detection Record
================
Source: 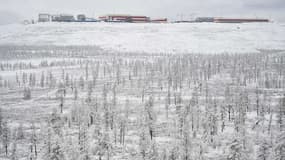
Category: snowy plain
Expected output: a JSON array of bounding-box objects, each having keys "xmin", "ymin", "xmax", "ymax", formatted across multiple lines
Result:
[{"xmin": 0, "ymin": 22, "xmax": 285, "ymax": 54}]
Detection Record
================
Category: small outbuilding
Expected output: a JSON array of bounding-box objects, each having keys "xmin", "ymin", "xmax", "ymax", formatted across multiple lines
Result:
[
  {"xmin": 38, "ymin": 14, "xmax": 50, "ymax": 22},
  {"xmin": 77, "ymin": 14, "xmax": 86, "ymax": 22}
]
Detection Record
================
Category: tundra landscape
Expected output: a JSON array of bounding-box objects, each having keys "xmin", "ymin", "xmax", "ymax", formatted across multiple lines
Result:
[{"xmin": 0, "ymin": 22, "xmax": 284, "ymax": 160}]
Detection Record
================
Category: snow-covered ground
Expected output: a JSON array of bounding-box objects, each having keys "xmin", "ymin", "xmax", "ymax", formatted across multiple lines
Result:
[
  {"xmin": 0, "ymin": 22, "xmax": 285, "ymax": 160},
  {"xmin": 0, "ymin": 22, "xmax": 285, "ymax": 54}
]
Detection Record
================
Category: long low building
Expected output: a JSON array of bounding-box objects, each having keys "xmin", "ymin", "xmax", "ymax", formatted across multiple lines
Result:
[
  {"xmin": 195, "ymin": 17, "xmax": 214, "ymax": 22},
  {"xmin": 128, "ymin": 16, "xmax": 150, "ymax": 23},
  {"xmin": 99, "ymin": 14, "xmax": 130, "ymax": 22},
  {"xmin": 99, "ymin": 14, "xmax": 151, "ymax": 23},
  {"xmin": 52, "ymin": 14, "xmax": 75, "ymax": 22},
  {"xmin": 151, "ymin": 18, "xmax": 168, "ymax": 23},
  {"xmin": 213, "ymin": 18, "xmax": 269, "ymax": 23}
]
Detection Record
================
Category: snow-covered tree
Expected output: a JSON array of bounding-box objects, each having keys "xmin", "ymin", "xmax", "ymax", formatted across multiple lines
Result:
[
  {"xmin": 144, "ymin": 96, "xmax": 156, "ymax": 140},
  {"xmin": 226, "ymin": 137, "xmax": 250, "ymax": 160},
  {"xmin": 274, "ymin": 131, "xmax": 285, "ymax": 160},
  {"xmin": 23, "ymin": 87, "xmax": 31, "ymax": 100},
  {"xmin": 10, "ymin": 139, "xmax": 18, "ymax": 160},
  {"xmin": 30, "ymin": 123, "xmax": 38, "ymax": 157},
  {"xmin": 277, "ymin": 94, "xmax": 285, "ymax": 131},
  {"xmin": 257, "ymin": 138, "xmax": 272, "ymax": 160},
  {"xmin": 2, "ymin": 120, "xmax": 10, "ymax": 156},
  {"xmin": 40, "ymin": 71, "xmax": 45, "ymax": 88}
]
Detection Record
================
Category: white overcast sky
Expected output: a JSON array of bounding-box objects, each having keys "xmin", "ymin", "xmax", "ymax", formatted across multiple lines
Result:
[{"xmin": 0, "ymin": 0, "xmax": 285, "ymax": 24}]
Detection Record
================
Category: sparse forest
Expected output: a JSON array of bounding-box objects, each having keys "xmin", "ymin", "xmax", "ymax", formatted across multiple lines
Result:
[{"xmin": 0, "ymin": 45, "xmax": 284, "ymax": 160}]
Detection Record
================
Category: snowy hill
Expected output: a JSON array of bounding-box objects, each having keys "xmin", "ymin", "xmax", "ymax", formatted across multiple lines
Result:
[{"xmin": 0, "ymin": 22, "xmax": 284, "ymax": 54}]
